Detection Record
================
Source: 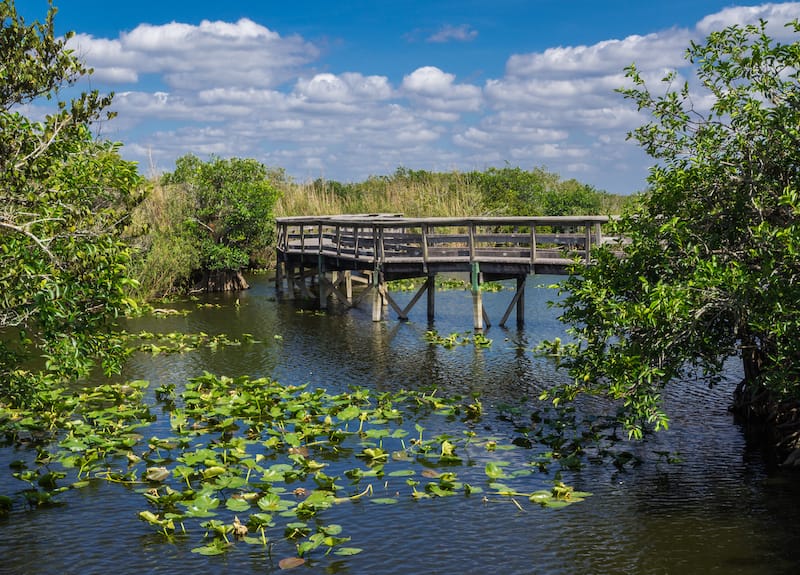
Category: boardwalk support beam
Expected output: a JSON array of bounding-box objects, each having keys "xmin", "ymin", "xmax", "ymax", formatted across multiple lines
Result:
[{"xmin": 499, "ymin": 276, "xmax": 526, "ymax": 328}]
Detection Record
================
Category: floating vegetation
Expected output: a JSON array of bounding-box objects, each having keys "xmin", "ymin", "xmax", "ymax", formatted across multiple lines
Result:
[
  {"xmin": 151, "ymin": 307, "xmax": 191, "ymax": 317},
  {"xmin": 424, "ymin": 330, "xmax": 493, "ymax": 349},
  {"xmin": 0, "ymin": 372, "xmax": 593, "ymax": 564},
  {"xmin": 121, "ymin": 330, "xmax": 261, "ymax": 355}
]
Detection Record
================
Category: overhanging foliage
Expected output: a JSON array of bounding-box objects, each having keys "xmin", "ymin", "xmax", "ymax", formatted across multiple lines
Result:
[{"xmin": 548, "ymin": 19, "xmax": 800, "ymax": 438}]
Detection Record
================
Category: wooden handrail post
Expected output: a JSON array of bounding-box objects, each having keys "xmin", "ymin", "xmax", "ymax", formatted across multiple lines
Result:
[
  {"xmin": 422, "ymin": 223, "xmax": 429, "ymax": 271},
  {"xmin": 468, "ymin": 221, "xmax": 476, "ymax": 263},
  {"xmin": 584, "ymin": 220, "xmax": 592, "ymax": 262},
  {"xmin": 299, "ymin": 224, "xmax": 305, "ymax": 253}
]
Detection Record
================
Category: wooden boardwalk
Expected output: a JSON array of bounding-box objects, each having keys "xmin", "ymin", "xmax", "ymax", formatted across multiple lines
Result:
[{"xmin": 275, "ymin": 214, "xmax": 613, "ymax": 329}]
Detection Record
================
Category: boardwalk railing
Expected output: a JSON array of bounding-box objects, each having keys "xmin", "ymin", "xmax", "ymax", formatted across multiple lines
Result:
[
  {"xmin": 275, "ymin": 215, "xmax": 615, "ymax": 330},
  {"xmin": 276, "ymin": 214, "xmax": 611, "ymax": 272}
]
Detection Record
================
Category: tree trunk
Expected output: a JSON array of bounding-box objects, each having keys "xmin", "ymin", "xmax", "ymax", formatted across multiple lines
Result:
[
  {"xmin": 192, "ymin": 269, "xmax": 249, "ymax": 292},
  {"xmin": 732, "ymin": 340, "xmax": 800, "ymax": 466}
]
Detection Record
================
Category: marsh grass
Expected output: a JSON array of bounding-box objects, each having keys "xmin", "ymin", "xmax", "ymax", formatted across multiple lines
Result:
[
  {"xmin": 276, "ymin": 170, "xmax": 485, "ymax": 217},
  {"xmin": 275, "ymin": 167, "xmax": 635, "ymax": 218}
]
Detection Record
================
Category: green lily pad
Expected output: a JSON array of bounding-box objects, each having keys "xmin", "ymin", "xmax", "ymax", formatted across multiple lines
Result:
[
  {"xmin": 485, "ymin": 462, "xmax": 508, "ymax": 480},
  {"xmin": 334, "ymin": 547, "xmax": 363, "ymax": 556},
  {"xmin": 388, "ymin": 469, "xmax": 416, "ymax": 477},
  {"xmin": 225, "ymin": 497, "xmax": 251, "ymax": 512}
]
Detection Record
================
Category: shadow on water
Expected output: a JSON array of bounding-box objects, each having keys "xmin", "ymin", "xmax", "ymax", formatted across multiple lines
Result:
[{"xmin": 2, "ymin": 274, "xmax": 800, "ymax": 575}]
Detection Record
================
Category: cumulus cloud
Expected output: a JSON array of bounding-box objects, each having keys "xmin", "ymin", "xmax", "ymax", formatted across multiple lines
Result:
[
  {"xmin": 505, "ymin": 31, "xmax": 692, "ymax": 78},
  {"xmin": 68, "ymin": 18, "xmax": 318, "ymax": 89},
  {"xmin": 294, "ymin": 73, "xmax": 393, "ymax": 103},
  {"xmin": 696, "ymin": 2, "xmax": 800, "ymax": 36},
  {"xmin": 402, "ymin": 66, "xmax": 482, "ymax": 112},
  {"xmin": 55, "ymin": 3, "xmax": 800, "ymax": 194}
]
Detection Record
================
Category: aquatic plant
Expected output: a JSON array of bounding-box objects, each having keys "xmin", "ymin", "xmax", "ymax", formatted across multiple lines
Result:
[
  {"xmin": 424, "ymin": 330, "xmax": 493, "ymax": 349},
  {"xmin": 0, "ymin": 371, "xmax": 594, "ymax": 564}
]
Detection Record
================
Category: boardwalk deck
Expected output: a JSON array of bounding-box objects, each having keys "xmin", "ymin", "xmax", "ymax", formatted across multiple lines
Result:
[{"xmin": 275, "ymin": 214, "xmax": 613, "ymax": 329}]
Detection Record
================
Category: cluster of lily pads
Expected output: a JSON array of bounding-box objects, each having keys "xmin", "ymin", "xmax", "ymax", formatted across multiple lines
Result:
[
  {"xmin": 423, "ymin": 329, "xmax": 493, "ymax": 349},
  {"xmin": 0, "ymin": 366, "xmax": 593, "ymax": 565},
  {"xmin": 0, "ymin": 295, "xmax": 615, "ymax": 567},
  {"xmin": 122, "ymin": 330, "xmax": 260, "ymax": 355}
]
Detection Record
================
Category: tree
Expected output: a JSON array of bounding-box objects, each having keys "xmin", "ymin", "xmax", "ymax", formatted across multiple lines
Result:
[
  {"xmin": 549, "ymin": 20, "xmax": 800, "ymax": 448},
  {"xmin": 0, "ymin": 0, "xmax": 142, "ymax": 405},
  {"xmin": 132, "ymin": 154, "xmax": 279, "ymax": 294}
]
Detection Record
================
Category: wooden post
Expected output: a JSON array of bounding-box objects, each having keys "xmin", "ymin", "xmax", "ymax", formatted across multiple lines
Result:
[
  {"xmin": 318, "ymin": 254, "xmax": 327, "ymax": 309},
  {"xmin": 426, "ymin": 274, "xmax": 435, "ymax": 322},
  {"xmin": 371, "ymin": 270, "xmax": 382, "ymax": 322},
  {"xmin": 471, "ymin": 261, "xmax": 483, "ymax": 331},
  {"xmin": 275, "ymin": 259, "xmax": 284, "ymax": 296},
  {"xmin": 344, "ymin": 270, "xmax": 353, "ymax": 301},
  {"xmin": 584, "ymin": 221, "xmax": 592, "ymax": 262},
  {"xmin": 284, "ymin": 263, "xmax": 294, "ymax": 300},
  {"xmin": 516, "ymin": 275, "xmax": 526, "ymax": 327}
]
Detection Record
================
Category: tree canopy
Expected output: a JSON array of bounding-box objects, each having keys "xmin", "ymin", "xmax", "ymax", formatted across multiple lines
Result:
[
  {"xmin": 0, "ymin": 0, "xmax": 142, "ymax": 404},
  {"xmin": 130, "ymin": 154, "xmax": 280, "ymax": 296},
  {"xmin": 163, "ymin": 154, "xmax": 279, "ymax": 271},
  {"xmin": 549, "ymin": 20, "xmax": 800, "ymax": 441}
]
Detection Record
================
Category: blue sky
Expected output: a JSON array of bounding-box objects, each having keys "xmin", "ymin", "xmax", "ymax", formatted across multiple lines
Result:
[{"xmin": 19, "ymin": 1, "xmax": 800, "ymax": 194}]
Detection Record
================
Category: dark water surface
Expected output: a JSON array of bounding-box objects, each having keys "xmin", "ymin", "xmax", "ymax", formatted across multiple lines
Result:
[{"xmin": 2, "ymin": 275, "xmax": 799, "ymax": 574}]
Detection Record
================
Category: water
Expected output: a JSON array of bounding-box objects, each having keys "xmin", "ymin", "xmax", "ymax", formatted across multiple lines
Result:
[{"xmin": 1, "ymin": 274, "xmax": 799, "ymax": 575}]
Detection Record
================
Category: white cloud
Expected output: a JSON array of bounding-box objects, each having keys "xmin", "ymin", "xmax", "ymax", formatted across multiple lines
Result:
[
  {"xmin": 427, "ymin": 24, "xmax": 479, "ymax": 43},
  {"xmin": 505, "ymin": 31, "xmax": 691, "ymax": 78},
  {"xmin": 402, "ymin": 66, "xmax": 482, "ymax": 112},
  {"xmin": 696, "ymin": 2, "xmax": 800, "ymax": 36},
  {"xmin": 52, "ymin": 3, "xmax": 800, "ymax": 194},
  {"xmin": 68, "ymin": 18, "xmax": 318, "ymax": 89},
  {"xmin": 294, "ymin": 73, "xmax": 393, "ymax": 103}
]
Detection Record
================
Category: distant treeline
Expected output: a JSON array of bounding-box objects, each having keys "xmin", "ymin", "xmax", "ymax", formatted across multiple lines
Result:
[
  {"xmin": 129, "ymin": 160, "xmax": 638, "ymax": 298},
  {"xmin": 275, "ymin": 166, "xmax": 637, "ymax": 218}
]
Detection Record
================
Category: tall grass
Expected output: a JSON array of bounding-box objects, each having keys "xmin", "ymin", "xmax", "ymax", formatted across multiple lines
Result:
[
  {"xmin": 126, "ymin": 180, "xmax": 200, "ymax": 299},
  {"xmin": 276, "ymin": 171, "xmax": 486, "ymax": 217},
  {"xmin": 275, "ymin": 167, "xmax": 636, "ymax": 218}
]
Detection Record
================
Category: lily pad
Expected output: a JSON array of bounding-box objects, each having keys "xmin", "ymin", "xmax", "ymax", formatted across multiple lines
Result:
[
  {"xmin": 388, "ymin": 469, "xmax": 416, "ymax": 477},
  {"xmin": 334, "ymin": 547, "xmax": 363, "ymax": 556}
]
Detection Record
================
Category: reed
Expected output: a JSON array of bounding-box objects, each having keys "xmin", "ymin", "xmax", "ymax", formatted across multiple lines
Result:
[
  {"xmin": 275, "ymin": 167, "xmax": 637, "ymax": 218},
  {"xmin": 276, "ymin": 170, "xmax": 485, "ymax": 217}
]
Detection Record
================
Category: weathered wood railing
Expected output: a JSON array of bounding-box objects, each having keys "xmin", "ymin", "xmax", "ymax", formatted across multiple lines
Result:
[
  {"xmin": 275, "ymin": 215, "xmax": 614, "ymax": 329},
  {"xmin": 276, "ymin": 214, "xmax": 611, "ymax": 270}
]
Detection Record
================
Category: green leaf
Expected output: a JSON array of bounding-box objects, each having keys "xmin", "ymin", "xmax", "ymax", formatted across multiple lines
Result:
[
  {"xmin": 484, "ymin": 462, "xmax": 507, "ymax": 480},
  {"xmin": 334, "ymin": 547, "xmax": 363, "ymax": 556},
  {"xmin": 387, "ymin": 469, "xmax": 416, "ymax": 477},
  {"xmin": 225, "ymin": 498, "xmax": 251, "ymax": 512}
]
